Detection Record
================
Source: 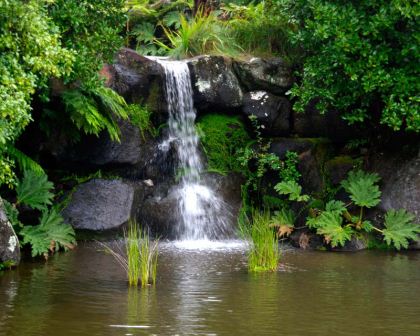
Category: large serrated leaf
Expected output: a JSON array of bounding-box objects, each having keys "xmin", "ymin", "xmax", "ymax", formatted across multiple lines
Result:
[
  {"xmin": 382, "ymin": 209, "xmax": 420, "ymax": 250},
  {"xmin": 16, "ymin": 170, "xmax": 54, "ymax": 210},
  {"xmin": 315, "ymin": 211, "xmax": 353, "ymax": 247},
  {"xmin": 274, "ymin": 180, "xmax": 309, "ymax": 202},
  {"xmin": 341, "ymin": 169, "xmax": 381, "ymax": 208}
]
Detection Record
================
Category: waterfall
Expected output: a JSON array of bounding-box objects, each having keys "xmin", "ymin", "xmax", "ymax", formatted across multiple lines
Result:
[{"xmin": 157, "ymin": 60, "xmax": 231, "ymax": 240}]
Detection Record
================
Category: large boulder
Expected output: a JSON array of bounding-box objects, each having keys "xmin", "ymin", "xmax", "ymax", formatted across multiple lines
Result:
[
  {"xmin": 242, "ymin": 91, "xmax": 291, "ymax": 136},
  {"xmin": 233, "ymin": 57, "xmax": 293, "ymax": 95},
  {"xmin": 62, "ymin": 179, "xmax": 148, "ymax": 231},
  {"xmin": 108, "ymin": 48, "xmax": 168, "ymax": 124},
  {"xmin": 187, "ymin": 55, "xmax": 243, "ymax": 112},
  {"xmin": 0, "ymin": 198, "xmax": 20, "ymax": 266}
]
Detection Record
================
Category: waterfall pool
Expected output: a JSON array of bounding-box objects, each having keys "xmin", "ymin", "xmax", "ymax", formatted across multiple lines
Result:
[{"xmin": 1, "ymin": 242, "xmax": 419, "ymax": 336}]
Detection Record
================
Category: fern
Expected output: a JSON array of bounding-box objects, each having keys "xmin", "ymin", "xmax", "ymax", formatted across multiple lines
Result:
[
  {"xmin": 20, "ymin": 208, "xmax": 76, "ymax": 258},
  {"xmin": 5, "ymin": 145, "xmax": 44, "ymax": 175},
  {"xmin": 341, "ymin": 170, "xmax": 381, "ymax": 208},
  {"xmin": 275, "ymin": 180, "xmax": 309, "ymax": 202},
  {"xmin": 382, "ymin": 209, "xmax": 420, "ymax": 250},
  {"xmin": 16, "ymin": 170, "xmax": 54, "ymax": 210}
]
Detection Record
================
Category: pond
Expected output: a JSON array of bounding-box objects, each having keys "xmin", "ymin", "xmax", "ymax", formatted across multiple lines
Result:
[{"xmin": 1, "ymin": 241, "xmax": 419, "ymax": 336}]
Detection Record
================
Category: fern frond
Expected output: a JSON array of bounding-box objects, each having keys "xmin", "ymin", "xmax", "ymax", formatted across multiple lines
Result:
[
  {"xmin": 16, "ymin": 170, "xmax": 54, "ymax": 210},
  {"xmin": 5, "ymin": 145, "xmax": 44, "ymax": 175},
  {"xmin": 382, "ymin": 209, "xmax": 419, "ymax": 250}
]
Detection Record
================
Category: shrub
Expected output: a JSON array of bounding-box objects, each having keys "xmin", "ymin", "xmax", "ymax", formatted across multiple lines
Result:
[{"xmin": 282, "ymin": 0, "xmax": 419, "ymax": 131}]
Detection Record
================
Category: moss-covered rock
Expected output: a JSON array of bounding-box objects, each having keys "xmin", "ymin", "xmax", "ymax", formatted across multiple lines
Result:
[{"xmin": 0, "ymin": 198, "xmax": 20, "ymax": 267}]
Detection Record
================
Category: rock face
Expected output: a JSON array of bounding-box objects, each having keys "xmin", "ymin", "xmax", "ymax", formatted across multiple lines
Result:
[
  {"xmin": 187, "ymin": 56, "xmax": 243, "ymax": 111},
  {"xmin": 233, "ymin": 57, "xmax": 293, "ymax": 95},
  {"xmin": 108, "ymin": 48, "xmax": 168, "ymax": 124},
  {"xmin": 0, "ymin": 199, "xmax": 20, "ymax": 266},
  {"xmin": 62, "ymin": 179, "xmax": 146, "ymax": 231},
  {"xmin": 242, "ymin": 91, "xmax": 291, "ymax": 136},
  {"xmin": 377, "ymin": 150, "xmax": 420, "ymax": 224}
]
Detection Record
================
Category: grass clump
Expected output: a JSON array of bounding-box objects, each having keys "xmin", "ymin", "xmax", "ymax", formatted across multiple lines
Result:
[
  {"xmin": 101, "ymin": 220, "xmax": 158, "ymax": 287},
  {"xmin": 196, "ymin": 114, "xmax": 251, "ymax": 175},
  {"xmin": 247, "ymin": 210, "xmax": 280, "ymax": 272}
]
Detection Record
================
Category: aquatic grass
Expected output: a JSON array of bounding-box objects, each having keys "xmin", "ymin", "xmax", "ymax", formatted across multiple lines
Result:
[
  {"xmin": 248, "ymin": 210, "xmax": 280, "ymax": 272},
  {"xmin": 99, "ymin": 220, "xmax": 158, "ymax": 287}
]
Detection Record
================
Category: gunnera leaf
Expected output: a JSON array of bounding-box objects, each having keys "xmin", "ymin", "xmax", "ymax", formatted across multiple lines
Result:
[
  {"xmin": 382, "ymin": 209, "xmax": 420, "ymax": 250},
  {"xmin": 341, "ymin": 170, "xmax": 381, "ymax": 208}
]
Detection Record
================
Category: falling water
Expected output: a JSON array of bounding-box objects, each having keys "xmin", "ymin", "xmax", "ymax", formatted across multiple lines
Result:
[{"xmin": 157, "ymin": 60, "xmax": 231, "ymax": 240}]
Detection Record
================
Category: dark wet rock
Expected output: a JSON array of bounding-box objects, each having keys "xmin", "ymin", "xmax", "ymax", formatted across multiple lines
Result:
[
  {"xmin": 62, "ymin": 179, "xmax": 149, "ymax": 231},
  {"xmin": 0, "ymin": 198, "xmax": 20, "ymax": 266},
  {"xmin": 269, "ymin": 138, "xmax": 332, "ymax": 195},
  {"xmin": 242, "ymin": 91, "xmax": 291, "ymax": 136},
  {"xmin": 324, "ymin": 156, "xmax": 356, "ymax": 186},
  {"xmin": 293, "ymin": 101, "xmax": 357, "ymax": 141},
  {"xmin": 233, "ymin": 57, "xmax": 293, "ymax": 95},
  {"xmin": 187, "ymin": 55, "xmax": 243, "ymax": 111},
  {"xmin": 374, "ymin": 149, "xmax": 420, "ymax": 224},
  {"xmin": 108, "ymin": 48, "xmax": 168, "ymax": 124},
  {"xmin": 331, "ymin": 237, "xmax": 367, "ymax": 252},
  {"xmin": 289, "ymin": 230, "xmax": 324, "ymax": 250}
]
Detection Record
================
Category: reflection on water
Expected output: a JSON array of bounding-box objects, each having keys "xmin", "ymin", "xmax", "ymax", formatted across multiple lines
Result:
[{"xmin": 1, "ymin": 242, "xmax": 420, "ymax": 336}]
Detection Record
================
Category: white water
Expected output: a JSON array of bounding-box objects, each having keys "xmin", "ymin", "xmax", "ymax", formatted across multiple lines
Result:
[{"xmin": 157, "ymin": 60, "xmax": 232, "ymax": 241}]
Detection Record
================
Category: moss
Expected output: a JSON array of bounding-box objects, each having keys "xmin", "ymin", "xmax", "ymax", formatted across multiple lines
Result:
[{"xmin": 196, "ymin": 114, "xmax": 251, "ymax": 174}]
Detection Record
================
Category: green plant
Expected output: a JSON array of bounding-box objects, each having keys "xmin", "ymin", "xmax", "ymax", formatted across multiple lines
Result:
[
  {"xmin": 6, "ymin": 170, "xmax": 76, "ymax": 258},
  {"xmin": 127, "ymin": 104, "xmax": 157, "ymax": 140},
  {"xmin": 247, "ymin": 209, "xmax": 280, "ymax": 272},
  {"xmin": 283, "ymin": 0, "xmax": 419, "ymax": 131},
  {"xmin": 156, "ymin": 9, "xmax": 240, "ymax": 58},
  {"xmin": 138, "ymin": 227, "xmax": 158, "ymax": 287},
  {"xmin": 197, "ymin": 114, "xmax": 251, "ymax": 174},
  {"xmin": 278, "ymin": 169, "xmax": 420, "ymax": 249},
  {"xmin": 126, "ymin": 221, "xmax": 141, "ymax": 286},
  {"xmin": 20, "ymin": 208, "xmax": 76, "ymax": 258}
]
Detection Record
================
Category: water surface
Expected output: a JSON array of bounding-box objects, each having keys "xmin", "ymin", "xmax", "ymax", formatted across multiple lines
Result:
[{"xmin": 1, "ymin": 242, "xmax": 419, "ymax": 336}]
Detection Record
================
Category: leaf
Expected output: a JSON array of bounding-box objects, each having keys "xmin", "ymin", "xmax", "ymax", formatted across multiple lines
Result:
[
  {"xmin": 40, "ymin": 208, "xmax": 76, "ymax": 252},
  {"xmin": 162, "ymin": 11, "xmax": 182, "ymax": 29},
  {"xmin": 274, "ymin": 180, "xmax": 309, "ymax": 202},
  {"xmin": 20, "ymin": 225, "xmax": 50, "ymax": 258},
  {"xmin": 315, "ymin": 211, "xmax": 353, "ymax": 247},
  {"xmin": 5, "ymin": 145, "xmax": 44, "ymax": 175},
  {"xmin": 361, "ymin": 220, "xmax": 374, "ymax": 232},
  {"xmin": 382, "ymin": 209, "xmax": 420, "ymax": 250},
  {"xmin": 269, "ymin": 208, "xmax": 295, "ymax": 237},
  {"xmin": 16, "ymin": 170, "xmax": 54, "ymax": 210},
  {"xmin": 341, "ymin": 170, "xmax": 381, "ymax": 208},
  {"xmin": 325, "ymin": 200, "xmax": 346, "ymax": 213}
]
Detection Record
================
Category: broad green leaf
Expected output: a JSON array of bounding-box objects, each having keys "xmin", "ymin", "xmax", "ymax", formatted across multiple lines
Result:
[
  {"xmin": 16, "ymin": 170, "xmax": 54, "ymax": 210},
  {"xmin": 341, "ymin": 170, "xmax": 381, "ymax": 208},
  {"xmin": 382, "ymin": 209, "xmax": 420, "ymax": 250},
  {"xmin": 315, "ymin": 211, "xmax": 353, "ymax": 247},
  {"xmin": 274, "ymin": 180, "xmax": 309, "ymax": 202},
  {"xmin": 325, "ymin": 200, "xmax": 346, "ymax": 213}
]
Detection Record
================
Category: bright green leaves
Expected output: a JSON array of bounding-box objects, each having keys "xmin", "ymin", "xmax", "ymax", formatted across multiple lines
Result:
[
  {"xmin": 16, "ymin": 170, "xmax": 54, "ymax": 210},
  {"xmin": 341, "ymin": 170, "xmax": 381, "ymax": 208},
  {"xmin": 275, "ymin": 180, "xmax": 310, "ymax": 202},
  {"xmin": 325, "ymin": 200, "xmax": 346, "ymax": 213},
  {"xmin": 21, "ymin": 208, "xmax": 76, "ymax": 258},
  {"xmin": 382, "ymin": 210, "xmax": 420, "ymax": 250},
  {"xmin": 269, "ymin": 208, "xmax": 295, "ymax": 238}
]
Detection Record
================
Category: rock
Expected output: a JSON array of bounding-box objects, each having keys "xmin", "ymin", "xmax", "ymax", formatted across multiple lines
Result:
[
  {"xmin": 376, "ymin": 149, "xmax": 420, "ymax": 224},
  {"xmin": 293, "ymin": 101, "xmax": 359, "ymax": 141},
  {"xmin": 324, "ymin": 156, "xmax": 357, "ymax": 186},
  {"xmin": 331, "ymin": 237, "xmax": 367, "ymax": 252},
  {"xmin": 0, "ymin": 198, "xmax": 20, "ymax": 266},
  {"xmin": 187, "ymin": 55, "xmax": 243, "ymax": 111},
  {"xmin": 62, "ymin": 179, "xmax": 147, "ymax": 231},
  {"xmin": 108, "ymin": 48, "xmax": 168, "ymax": 124},
  {"xmin": 242, "ymin": 91, "xmax": 291, "ymax": 136},
  {"xmin": 269, "ymin": 138, "xmax": 331, "ymax": 195},
  {"xmin": 233, "ymin": 57, "xmax": 293, "ymax": 95}
]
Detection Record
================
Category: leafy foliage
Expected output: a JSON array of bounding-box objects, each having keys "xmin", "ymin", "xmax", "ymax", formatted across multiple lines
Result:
[
  {"xmin": 197, "ymin": 114, "xmax": 251, "ymax": 174},
  {"xmin": 275, "ymin": 180, "xmax": 309, "ymax": 202},
  {"xmin": 283, "ymin": 0, "xmax": 420, "ymax": 131},
  {"xmin": 341, "ymin": 170, "xmax": 381, "ymax": 208},
  {"xmin": 20, "ymin": 208, "xmax": 76, "ymax": 258},
  {"xmin": 269, "ymin": 208, "xmax": 295, "ymax": 238},
  {"xmin": 16, "ymin": 171, "xmax": 54, "ymax": 210},
  {"xmin": 127, "ymin": 104, "xmax": 157, "ymax": 140},
  {"xmin": 382, "ymin": 209, "xmax": 420, "ymax": 250}
]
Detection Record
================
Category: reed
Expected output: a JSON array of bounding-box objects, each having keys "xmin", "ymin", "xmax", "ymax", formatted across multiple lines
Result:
[
  {"xmin": 248, "ymin": 210, "xmax": 280, "ymax": 272},
  {"xmin": 99, "ymin": 220, "xmax": 158, "ymax": 287}
]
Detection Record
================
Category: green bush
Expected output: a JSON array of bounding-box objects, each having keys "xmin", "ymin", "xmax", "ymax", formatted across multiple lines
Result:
[
  {"xmin": 282, "ymin": 0, "xmax": 419, "ymax": 131},
  {"xmin": 196, "ymin": 114, "xmax": 251, "ymax": 174}
]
